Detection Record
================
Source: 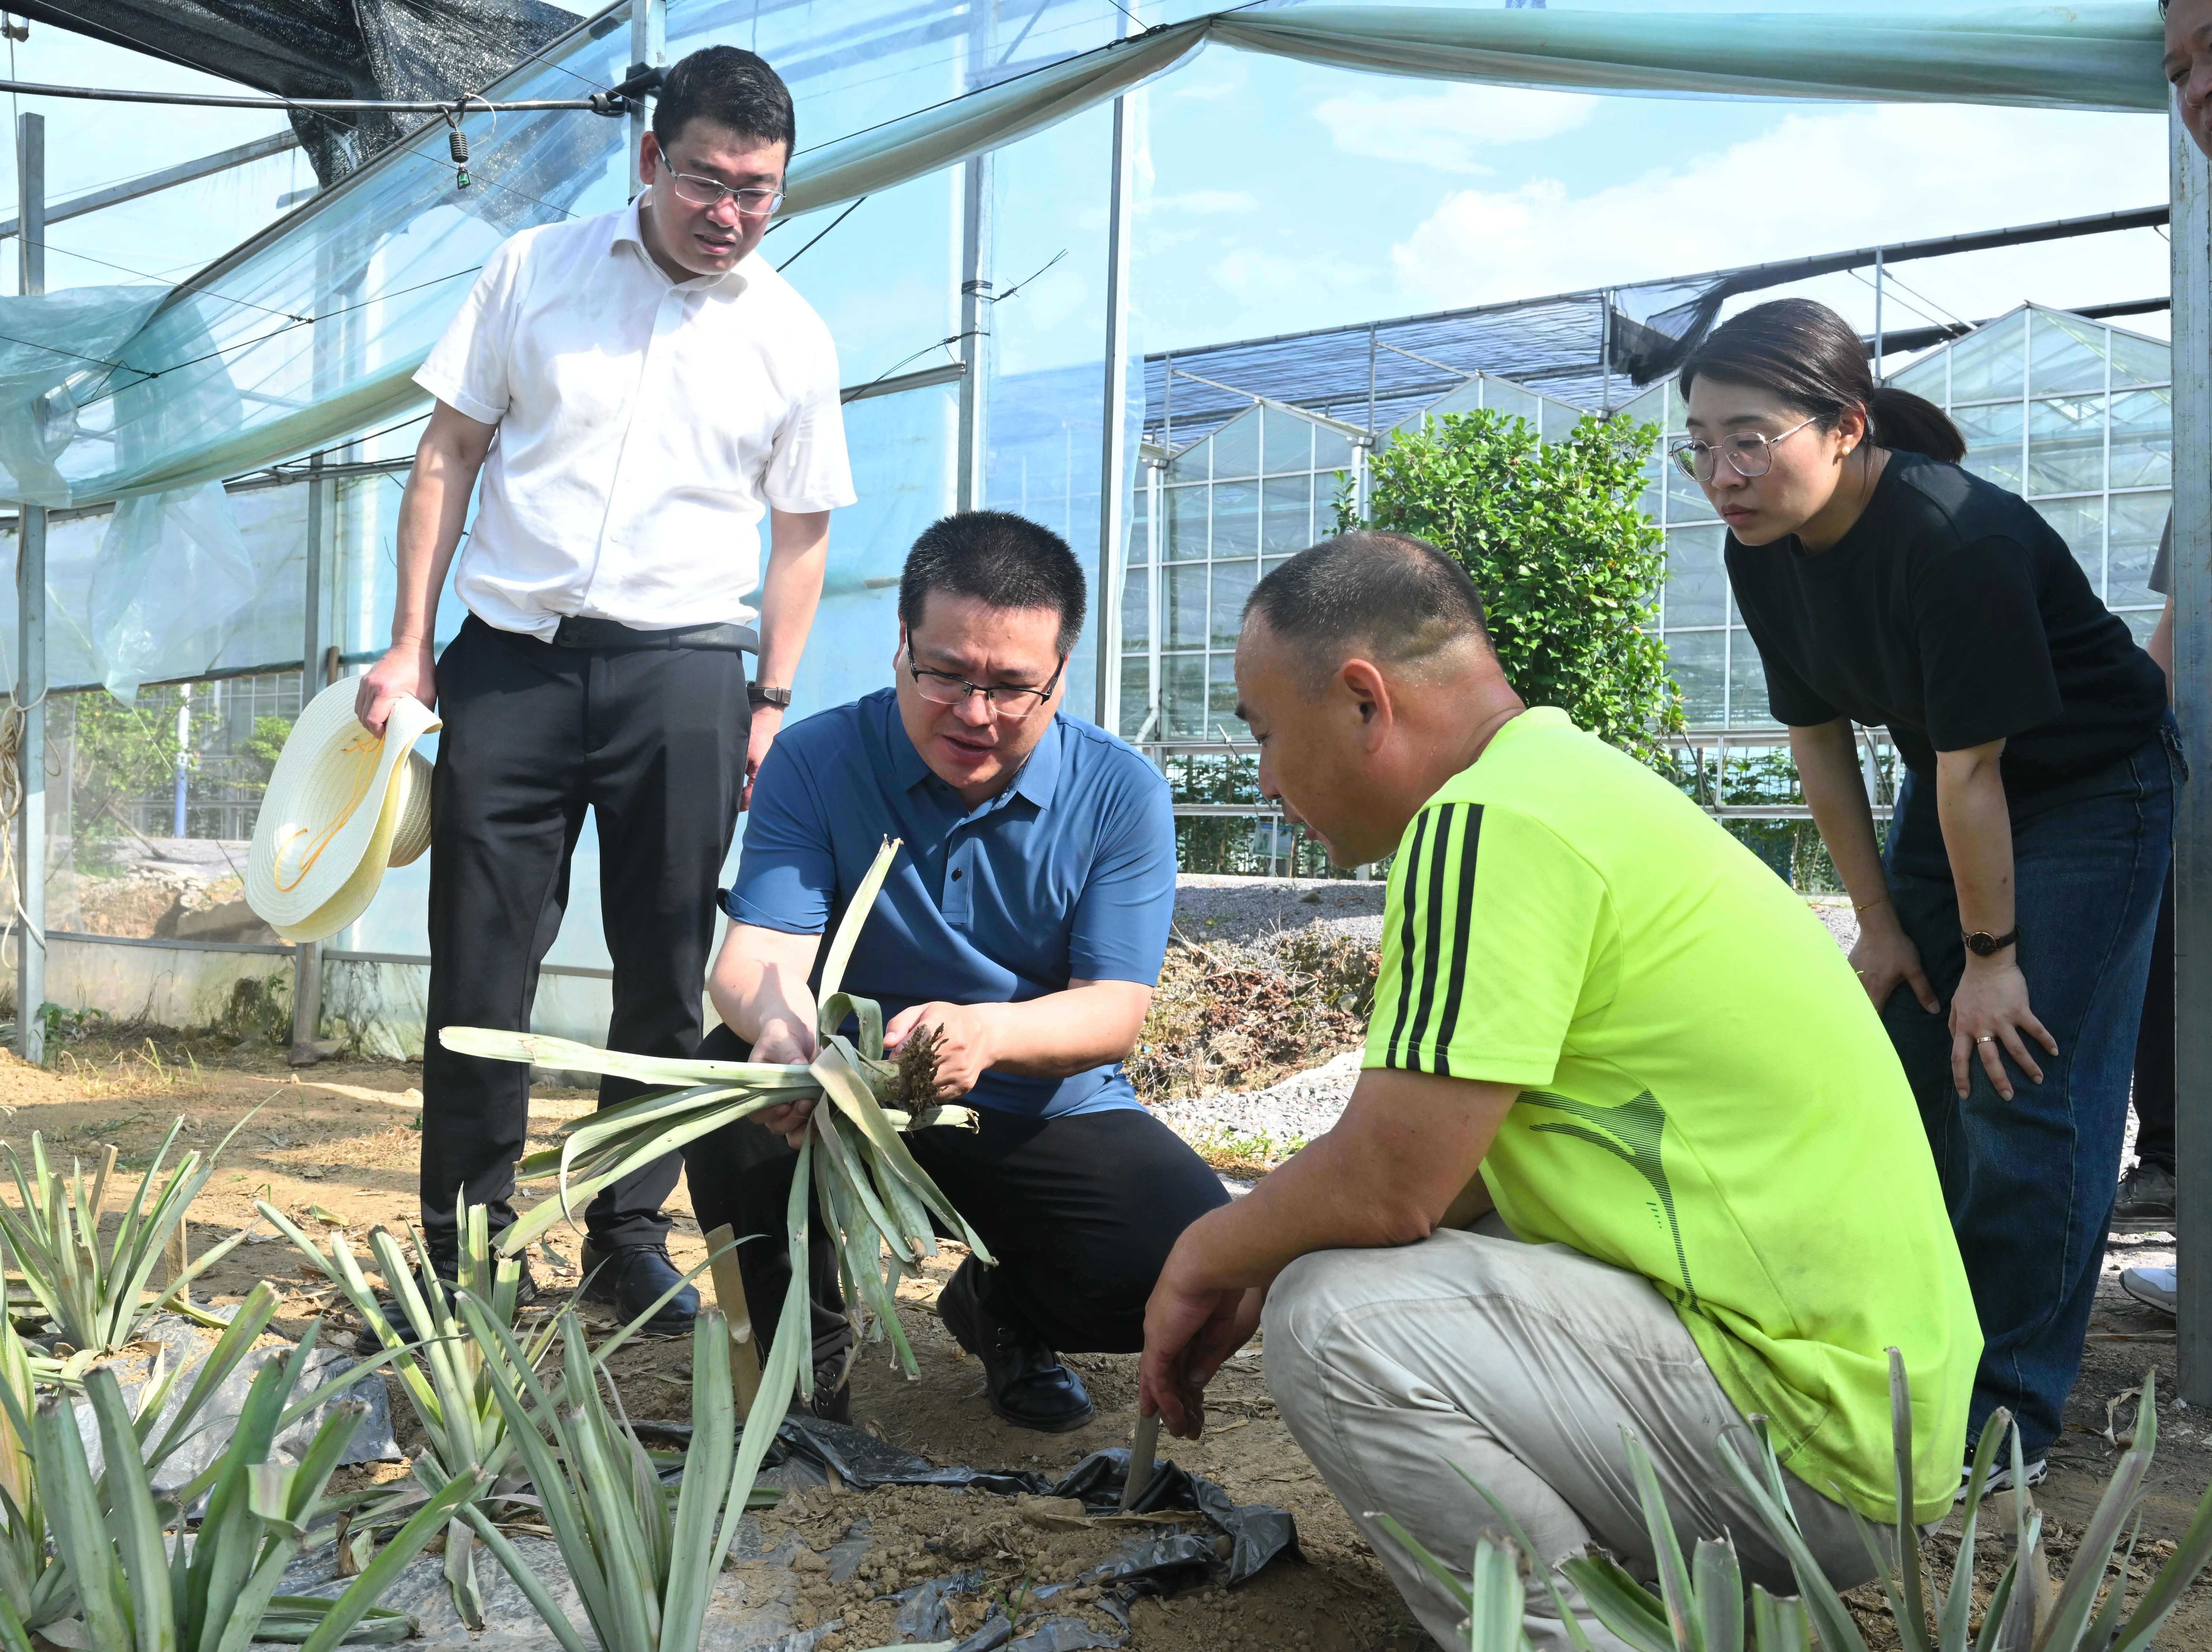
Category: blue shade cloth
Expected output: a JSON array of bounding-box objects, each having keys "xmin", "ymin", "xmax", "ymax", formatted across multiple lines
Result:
[
  {"xmin": 726, "ymin": 687, "xmax": 1176, "ymax": 1120},
  {"xmin": 12, "ymin": 4, "xmax": 2164, "ymax": 510}
]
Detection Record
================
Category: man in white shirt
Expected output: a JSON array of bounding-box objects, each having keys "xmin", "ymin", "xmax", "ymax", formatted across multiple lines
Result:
[{"xmin": 354, "ymin": 46, "xmax": 855, "ymax": 1328}]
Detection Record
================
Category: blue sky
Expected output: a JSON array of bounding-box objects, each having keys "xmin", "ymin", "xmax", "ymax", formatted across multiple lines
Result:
[{"xmin": 0, "ymin": 1, "xmax": 2177, "ymax": 385}]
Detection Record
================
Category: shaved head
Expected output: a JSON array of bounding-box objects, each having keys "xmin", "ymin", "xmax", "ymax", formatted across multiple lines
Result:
[{"xmin": 1242, "ymin": 530, "xmax": 1492, "ymax": 687}]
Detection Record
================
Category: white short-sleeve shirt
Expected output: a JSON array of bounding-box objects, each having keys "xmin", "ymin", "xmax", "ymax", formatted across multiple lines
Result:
[{"xmin": 415, "ymin": 196, "xmax": 856, "ymax": 639}]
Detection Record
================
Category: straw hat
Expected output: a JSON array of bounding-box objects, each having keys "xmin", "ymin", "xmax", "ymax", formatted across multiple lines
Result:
[{"xmin": 246, "ymin": 679, "xmax": 441, "ymax": 943}]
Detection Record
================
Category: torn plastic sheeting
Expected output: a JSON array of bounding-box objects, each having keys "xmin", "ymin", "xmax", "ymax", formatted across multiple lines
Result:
[
  {"xmin": 86, "ymin": 480, "xmax": 258, "ymax": 702},
  {"xmin": 780, "ymin": 1418, "xmax": 1300, "ymax": 1588}
]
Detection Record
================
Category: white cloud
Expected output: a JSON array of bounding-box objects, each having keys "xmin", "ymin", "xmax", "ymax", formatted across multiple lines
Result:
[
  {"xmin": 1386, "ymin": 105, "xmax": 2169, "ymax": 316},
  {"xmin": 1314, "ymin": 85, "xmax": 1601, "ymax": 174}
]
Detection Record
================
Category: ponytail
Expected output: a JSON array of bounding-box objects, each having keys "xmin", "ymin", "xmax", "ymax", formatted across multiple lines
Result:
[{"xmin": 1680, "ymin": 298, "xmax": 1965, "ymax": 464}]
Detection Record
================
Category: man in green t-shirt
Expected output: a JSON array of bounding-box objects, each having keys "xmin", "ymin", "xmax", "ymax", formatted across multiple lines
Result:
[{"xmin": 1138, "ymin": 531, "xmax": 1981, "ymax": 1652}]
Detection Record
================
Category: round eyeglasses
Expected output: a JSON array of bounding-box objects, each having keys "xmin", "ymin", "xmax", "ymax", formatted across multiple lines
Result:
[
  {"xmin": 1668, "ymin": 416, "xmax": 1820, "ymax": 483},
  {"xmin": 659, "ymin": 158, "xmax": 784, "ymax": 216},
  {"xmin": 906, "ymin": 654, "xmax": 1066, "ymax": 719}
]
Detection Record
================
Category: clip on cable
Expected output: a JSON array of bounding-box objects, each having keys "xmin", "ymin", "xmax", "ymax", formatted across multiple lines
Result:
[
  {"xmin": 589, "ymin": 62, "xmax": 667, "ymax": 118},
  {"xmin": 443, "ymin": 107, "xmax": 471, "ymax": 189}
]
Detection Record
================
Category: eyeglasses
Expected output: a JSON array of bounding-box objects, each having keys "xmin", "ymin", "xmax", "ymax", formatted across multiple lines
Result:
[
  {"xmin": 906, "ymin": 653, "xmax": 1066, "ymax": 719},
  {"xmin": 658, "ymin": 158, "xmax": 784, "ymax": 216},
  {"xmin": 1668, "ymin": 416, "xmax": 1820, "ymax": 483}
]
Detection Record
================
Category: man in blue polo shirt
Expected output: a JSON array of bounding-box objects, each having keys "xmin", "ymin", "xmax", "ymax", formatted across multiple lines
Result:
[{"xmin": 681, "ymin": 510, "xmax": 1225, "ymax": 1430}]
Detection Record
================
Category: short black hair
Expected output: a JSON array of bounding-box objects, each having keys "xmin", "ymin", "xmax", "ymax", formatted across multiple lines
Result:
[
  {"xmin": 1245, "ymin": 530, "xmax": 1489, "ymax": 678},
  {"xmin": 653, "ymin": 47, "xmax": 795, "ymax": 156},
  {"xmin": 899, "ymin": 511, "xmax": 1088, "ymax": 656}
]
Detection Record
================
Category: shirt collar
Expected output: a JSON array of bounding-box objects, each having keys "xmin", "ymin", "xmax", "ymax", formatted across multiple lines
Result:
[
  {"xmin": 884, "ymin": 695, "xmax": 1065, "ymax": 813},
  {"xmin": 610, "ymin": 194, "xmax": 747, "ymax": 295}
]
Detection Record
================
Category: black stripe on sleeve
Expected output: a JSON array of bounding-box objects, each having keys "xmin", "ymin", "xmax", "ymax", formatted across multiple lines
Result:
[
  {"xmin": 1382, "ymin": 807, "xmax": 1432, "ymax": 1068},
  {"xmin": 1402, "ymin": 803, "xmax": 1456, "ymax": 1071},
  {"xmin": 1426, "ymin": 805, "xmax": 1484, "ymax": 1079}
]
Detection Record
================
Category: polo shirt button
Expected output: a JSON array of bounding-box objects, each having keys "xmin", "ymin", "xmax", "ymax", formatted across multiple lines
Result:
[{"xmin": 951, "ymin": 870, "xmax": 962, "ymax": 881}]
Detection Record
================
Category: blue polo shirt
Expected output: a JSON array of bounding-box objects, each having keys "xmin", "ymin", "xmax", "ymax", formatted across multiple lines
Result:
[{"xmin": 725, "ymin": 688, "xmax": 1176, "ymax": 1119}]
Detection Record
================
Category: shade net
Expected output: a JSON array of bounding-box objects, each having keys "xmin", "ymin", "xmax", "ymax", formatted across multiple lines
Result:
[{"xmin": 16, "ymin": 0, "xmax": 581, "ymax": 185}]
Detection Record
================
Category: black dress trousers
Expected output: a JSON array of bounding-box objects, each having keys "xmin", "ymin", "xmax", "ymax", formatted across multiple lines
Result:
[
  {"xmin": 680, "ymin": 1022, "xmax": 1232, "ymax": 1371},
  {"xmin": 419, "ymin": 615, "xmax": 751, "ymax": 1260}
]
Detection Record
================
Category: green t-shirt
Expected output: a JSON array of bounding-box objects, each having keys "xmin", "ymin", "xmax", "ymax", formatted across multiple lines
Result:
[{"xmin": 1363, "ymin": 707, "xmax": 1980, "ymax": 1523}]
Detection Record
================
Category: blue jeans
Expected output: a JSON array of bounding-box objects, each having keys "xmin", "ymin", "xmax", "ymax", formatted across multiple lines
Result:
[{"xmin": 1880, "ymin": 719, "xmax": 2179, "ymax": 1460}]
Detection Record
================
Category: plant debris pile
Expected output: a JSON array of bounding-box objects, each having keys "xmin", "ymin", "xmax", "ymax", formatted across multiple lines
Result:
[{"xmin": 1129, "ymin": 933, "xmax": 1377, "ymax": 1103}]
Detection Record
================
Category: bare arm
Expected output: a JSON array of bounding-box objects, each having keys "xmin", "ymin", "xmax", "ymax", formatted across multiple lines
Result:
[
  {"xmin": 1139, "ymin": 1066, "xmax": 1519, "ymax": 1436},
  {"xmin": 742, "ymin": 508, "xmax": 831, "ymax": 809},
  {"xmin": 709, "ymin": 921, "xmax": 826, "ymax": 1140},
  {"xmin": 1934, "ymin": 738, "xmax": 2054, "ymax": 1100},
  {"xmin": 883, "ymin": 981, "xmax": 1154, "ymax": 1096},
  {"xmin": 355, "ymin": 400, "xmax": 497, "ymax": 735},
  {"xmin": 2150, "ymin": 596, "xmax": 2174, "ymax": 694},
  {"xmin": 1793, "ymin": 718, "xmax": 1939, "ymax": 1015}
]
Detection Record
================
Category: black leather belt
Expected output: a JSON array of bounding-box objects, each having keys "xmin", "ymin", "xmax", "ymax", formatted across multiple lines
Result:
[{"xmin": 551, "ymin": 617, "xmax": 758, "ymax": 652}]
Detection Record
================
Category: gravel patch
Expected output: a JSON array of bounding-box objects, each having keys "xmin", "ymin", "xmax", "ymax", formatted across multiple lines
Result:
[
  {"xmin": 1174, "ymin": 875, "xmax": 1387, "ymax": 954},
  {"xmin": 1152, "ymin": 1048, "xmax": 1364, "ymax": 1151}
]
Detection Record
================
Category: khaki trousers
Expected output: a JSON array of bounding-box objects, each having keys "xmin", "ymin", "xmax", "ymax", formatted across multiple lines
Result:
[{"xmin": 1261, "ymin": 1221, "xmax": 1875, "ymax": 1652}]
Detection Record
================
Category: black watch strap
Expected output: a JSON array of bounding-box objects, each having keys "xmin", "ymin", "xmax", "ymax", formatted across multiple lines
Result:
[
  {"xmin": 1961, "ymin": 925, "xmax": 2021, "ymax": 958},
  {"xmin": 748, "ymin": 682, "xmax": 793, "ymax": 709}
]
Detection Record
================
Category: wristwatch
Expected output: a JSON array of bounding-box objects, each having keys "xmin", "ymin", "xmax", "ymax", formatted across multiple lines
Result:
[
  {"xmin": 748, "ymin": 682, "xmax": 793, "ymax": 709},
  {"xmin": 1961, "ymin": 926, "xmax": 2021, "ymax": 958}
]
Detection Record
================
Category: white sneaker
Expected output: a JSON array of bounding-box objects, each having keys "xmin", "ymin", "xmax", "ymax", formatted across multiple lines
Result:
[
  {"xmin": 1960, "ymin": 1451, "xmax": 2047, "ymax": 1500},
  {"xmin": 2122, "ymin": 1265, "xmax": 2178, "ymax": 1316}
]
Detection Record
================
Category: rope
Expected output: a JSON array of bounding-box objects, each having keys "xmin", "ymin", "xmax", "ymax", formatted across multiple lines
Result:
[
  {"xmin": 272, "ymin": 733, "xmax": 380, "ymax": 892},
  {"xmin": 0, "ymin": 696, "xmax": 46, "ymax": 954}
]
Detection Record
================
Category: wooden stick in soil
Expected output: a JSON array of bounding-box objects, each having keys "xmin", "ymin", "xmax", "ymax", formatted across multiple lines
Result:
[
  {"xmin": 705, "ymin": 1222, "xmax": 764, "ymax": 1415},
  {"xmin": 1122, "ymin": 1411, "xmax": 1161, "ymax": 1512}
]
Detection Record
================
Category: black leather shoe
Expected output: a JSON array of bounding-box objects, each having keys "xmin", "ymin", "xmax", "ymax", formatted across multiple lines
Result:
[
  {"xmin": 936, "ymin": 1260, "xmax": 1094, "ymax": 1432},
  {"xmin": 807, "ymin": 1357, "xmax": 853, "ymax": 1425},
  {"xmin": 578, "ymin": 1240, "xmax": 699, "ymax": 1334}
]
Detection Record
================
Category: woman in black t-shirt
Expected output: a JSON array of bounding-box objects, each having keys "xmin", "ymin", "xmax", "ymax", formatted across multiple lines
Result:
[{"xmin": 1678, "ymin": 298, "xmax": 2175, "ymax": 1489}]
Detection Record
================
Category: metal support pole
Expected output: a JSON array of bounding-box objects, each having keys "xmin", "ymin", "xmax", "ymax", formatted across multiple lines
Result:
[
  {"xmin": 1094, "ymin": 84, "xmax": 1135, "ymax": 728},
  {"xmin": 1600, "ymin": 290, "xmax": 1613, "ymax": 414},
  {"xmin": 2170, "ymin": 102, "xmax": 2212, "ymax": 1401},
  {"xmin": 1366, "ymin": 323, "xmax": 1378, "ymax": 437},
  {"xmin": 1872, "ymin": 250, "xmax": 1885, "ymax": 372},
  {"xmin": 956, "ymin": 154, "xmax": 993, "ymax": 512},
  {"xmin": 290, "ymin": 457, "xmax": 325, "ymax": 1063},
  {"xmin": 15, "ymin": 112, "xmax": 43, "ymax": 1065},
  {"xmin": 628, "ymin": 0, "xmax": 665, "ymax": 192}
]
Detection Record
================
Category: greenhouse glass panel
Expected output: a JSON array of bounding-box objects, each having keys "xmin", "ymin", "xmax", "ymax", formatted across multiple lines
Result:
[
  {"xmin": 1727, "ymin": 633, "xmax": 1770, "ymax": 728},
  {"xmin": 1262, "ymin": 407, "xmax": 1314, "ymax": 475},
  {"xmin": 1166, "ymin": 564, "xmax": 1208, "ymax": 650},
  {"xmin": 1209, "ymin": 653, "xmax": 1244, "ymax": 734},
  {"xmin": 2028, "ymin": 310, "xmax": 2108, "ymax": 396},
  {"xmin": 2110, "ymin": 490, "xmax": 2172, "ymax": 610},
  {"xmin": 1166, "ymin": 485, "xmax": 1208, "ymax": 560},
  {"xmin": 1888, "ymin": 352, "xmax": 1947, "ymax": 400},
  {"xmin": 1616, "ymin": 384, "xmax": 1666, "ymax": 428},
  {"xmin": 1541, "ymin": 399, "xmax": 1583, "ymax": 444},
  {"xmin": 1211, "ymin": 479, "xmax": 1260, "ymax": 558},
  {"xmin": 1210, "ymin": 559, "xmax": 1256, "ymax": 647},
  {"xmin": 1668, "ymin": 462, "xmax": 1717, "ymax": 525},
  {"xmin": 1638, "ymin": 448, "xmax": 1663, "ymax": 524},
  {"xmin": 1209, "ymin": 409, "xmax": 1262, "ymax": 480},
  {"xmin": 1488, "ymin": 381, "xmax": 1541, "ymax": 430},
  {"xmin": 1166, "ymin": 441, "xmax": 1208, "ymax": 483},
  {"xmin": 1128, "ymin": 478, "xmax": 1149, "ymax": 567},
  {"xmin": 2109, "ymin": 328, "xmax": 2170, "ymax": 389},
  {"xmin": 1118, "ymin": 658, "xmax": 1149, "ymax": 740},
  {"xmin": 2027, "ymin": 395, "xmax": 2106, "ymax": 496},
  {"xmin": 1665, "ymin": 630, "xmax": 1726, "ymax": 726},
  {"xmin": 2125, "ymin": 611, "xmax": 2162, "ymax": 647},
  {"xmin": 2111, "ymin": 389, "xmax": 2173, "ymax": 489},
  {"xmin": 1313, "ymin": 426, "xmax": 1357, "ymax": 473},
  {"xmin": 1262, "ymin": 474, "xmax": 1313, "ymax": 553},
  {"xmin": 1163, "ymin": 654, "xmax": 1206, "ymax": 738},
  {"xmin": 2032, "ymin": 495, "xmax": 2105, "ymax": 595},
  {"xmin": 1421, "ymin": 380, "xmax": 1482, "ymax": 420},
  {"xmin": 1947, "ymin": 311, "xmax": 2026, "ymax": 403},
  {"xmin": 1665, "ymin": 525, "xmax": 1728, "ymax": 627},
  {"xmin": 1955, "ymin": 401, "xmax": 2025, "ymax": 493},
  {"xmin": 1121, "ymin": 568, "xmax": 1150, "ymax": 652}
]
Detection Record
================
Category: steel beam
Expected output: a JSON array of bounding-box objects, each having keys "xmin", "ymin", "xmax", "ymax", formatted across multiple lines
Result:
[
  {"xmin": 0, "ymin": 130, "xmax": 301, "ymax": 241},
  {"xmin": 1095, "ymin": 84, "xmax": 1135, "ymax": 728},
  {"xmin": 289, "ymin": 457, "xmax": 325, "ymax": 1062},
  {"xmin": 956, "ymin": 153, "xmax": 993, "ymax": 512},
  {"xmin": 2172, "ymin": 102, "xmax": 2212, "ymax": 1401},
  {"xmin": 628, "ymin": 0, "xmax": 665, "ymax": 189},
  {"xmin": 15, "ymin": 113, "xmax": 42, "ymax": 1065}
]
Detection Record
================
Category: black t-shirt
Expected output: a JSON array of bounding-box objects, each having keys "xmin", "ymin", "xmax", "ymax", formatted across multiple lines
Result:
[{"xmin": 1725, "ymin": 450, "xmax": 2166, "ymax": 795}]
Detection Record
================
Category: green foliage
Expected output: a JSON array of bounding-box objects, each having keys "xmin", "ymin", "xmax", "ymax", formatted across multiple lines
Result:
[
  {"xmin": 1347, "ymin": 408, "xmax": 1682, "ymax": 766},
  {"xmin": 63, "ymin": 688, "xmax": 211, "ymax": 847},
  {"xmin": 236, "ymin": 715, "xmax": 294, "ymax": 797}
]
